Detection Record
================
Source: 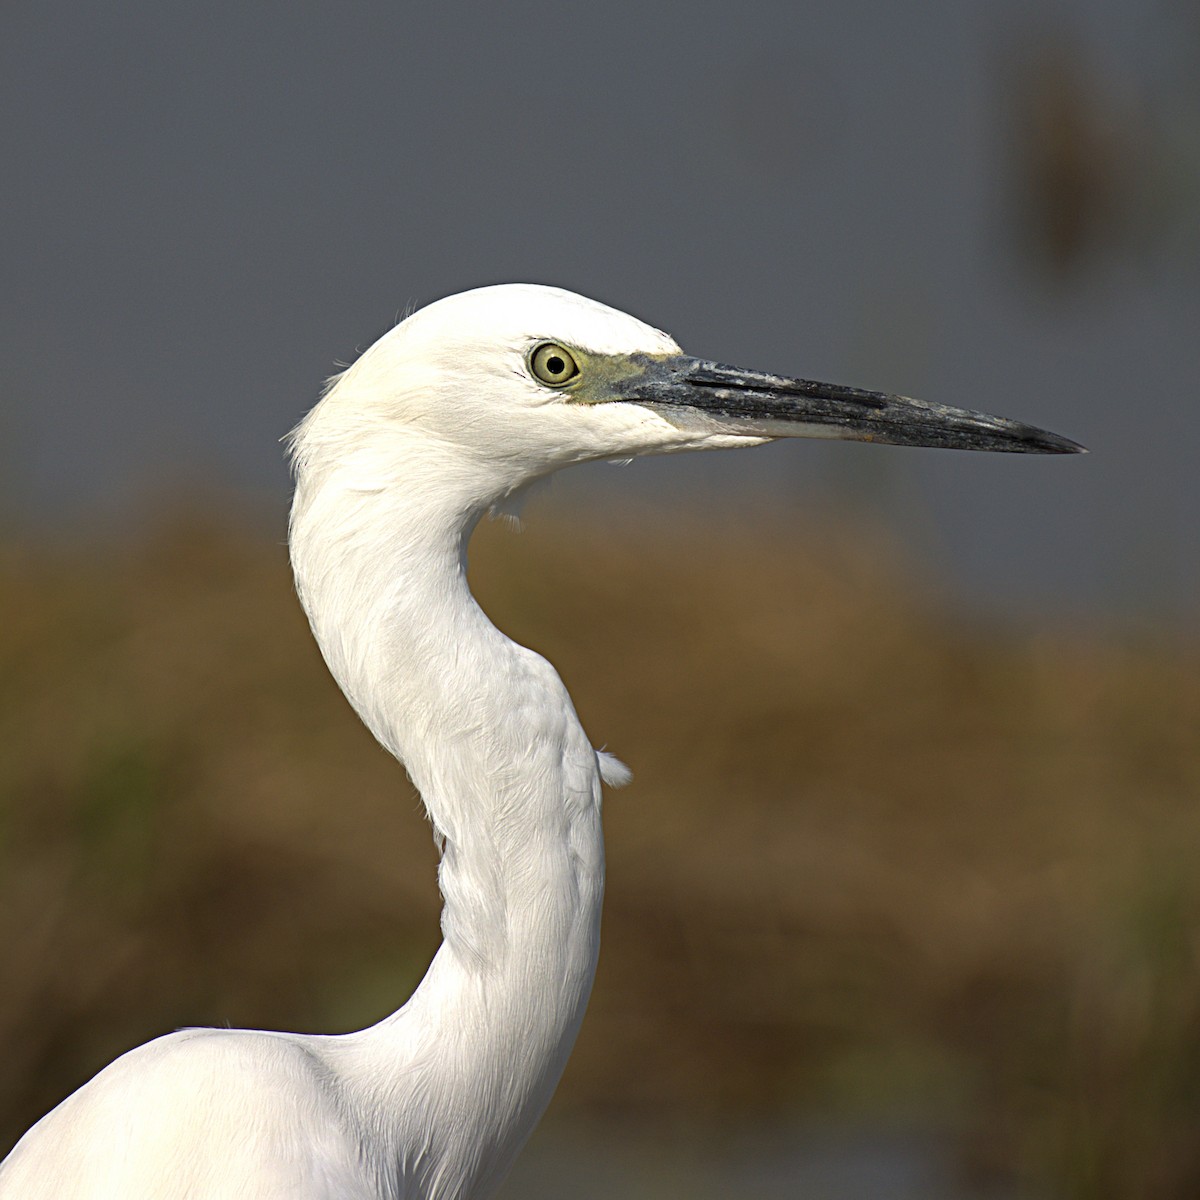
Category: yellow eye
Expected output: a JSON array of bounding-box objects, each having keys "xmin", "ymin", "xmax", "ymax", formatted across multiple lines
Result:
[{"xmin": 529, "ymin": 343, "xmax": 580, "ymax": 387}]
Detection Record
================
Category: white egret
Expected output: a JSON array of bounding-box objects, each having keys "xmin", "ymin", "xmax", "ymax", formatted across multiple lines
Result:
[{"xmin": 0, "ymin": 284, "xmax": 1082, "ymax": 1199}]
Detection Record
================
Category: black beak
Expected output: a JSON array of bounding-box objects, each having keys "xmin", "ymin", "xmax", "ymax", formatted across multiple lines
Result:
[{"xmin": 621, "ymin": 355, "xmax": 1085, "ymax": 454}]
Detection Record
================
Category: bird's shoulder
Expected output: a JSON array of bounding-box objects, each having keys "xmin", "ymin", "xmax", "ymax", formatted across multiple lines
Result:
[{"xmin": 0, "ymin": 1029, "xmax": 378, "ymax": 1200}]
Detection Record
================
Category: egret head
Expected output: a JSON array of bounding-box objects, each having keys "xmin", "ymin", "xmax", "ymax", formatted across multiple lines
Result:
[{"xmin": 291, "ymin": 283, "xmax": 1082, "ymax": 513}]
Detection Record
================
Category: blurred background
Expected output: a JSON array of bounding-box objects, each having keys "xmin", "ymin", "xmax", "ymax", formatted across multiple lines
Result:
[{"xmin": 1, "ymin": 1, "xmax": 1198, "ymax": 1196}]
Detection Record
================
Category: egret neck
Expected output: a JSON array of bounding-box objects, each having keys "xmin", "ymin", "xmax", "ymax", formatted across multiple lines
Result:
[{"xmin": 288, "ymin": 428, "xmax": 606, "ymax": 1197}]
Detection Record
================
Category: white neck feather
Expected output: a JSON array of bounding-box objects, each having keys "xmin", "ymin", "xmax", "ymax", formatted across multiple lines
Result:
[{"xmin": 288, "ymin": 432, "xmax": 606, "ymax": 1199}]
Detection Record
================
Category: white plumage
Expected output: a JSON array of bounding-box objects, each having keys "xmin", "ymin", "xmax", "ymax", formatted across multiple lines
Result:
[{"xmin": 0, "ymin": 285, "xmax": 1080, "ymax": 1199}]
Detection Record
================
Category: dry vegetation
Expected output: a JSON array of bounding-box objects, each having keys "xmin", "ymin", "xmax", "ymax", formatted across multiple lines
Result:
[{"xmin": 1, "ymin": 504, "xmax": 1198, "ymax": 1197}]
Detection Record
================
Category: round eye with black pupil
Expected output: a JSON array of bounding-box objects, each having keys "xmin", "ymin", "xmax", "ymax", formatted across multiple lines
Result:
[{"xmin": 529, "ymin": 343, "xmax": 580, "ymax": 387}]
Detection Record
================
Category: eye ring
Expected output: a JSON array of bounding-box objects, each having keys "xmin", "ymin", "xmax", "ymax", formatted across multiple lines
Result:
[{"xmin": 528, "ymin": 342, "xmax": 580, "ymax": 388}]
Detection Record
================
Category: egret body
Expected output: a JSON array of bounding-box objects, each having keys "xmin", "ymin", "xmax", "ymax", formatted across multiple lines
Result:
[{"xmin": 0, "ymin": 285, "xmax": 1081, "ymax": 1199}]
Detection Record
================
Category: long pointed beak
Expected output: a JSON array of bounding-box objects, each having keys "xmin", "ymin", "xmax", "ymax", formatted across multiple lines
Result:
[{"xmin": 620, "ymin": 355, "xmax": 1085, "ymax": 454}]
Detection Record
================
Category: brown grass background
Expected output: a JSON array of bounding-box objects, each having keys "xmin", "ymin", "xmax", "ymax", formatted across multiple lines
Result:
[{"xmin": 1, "ymin": 504, "xmax": 1198, "ymax": 1197}]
